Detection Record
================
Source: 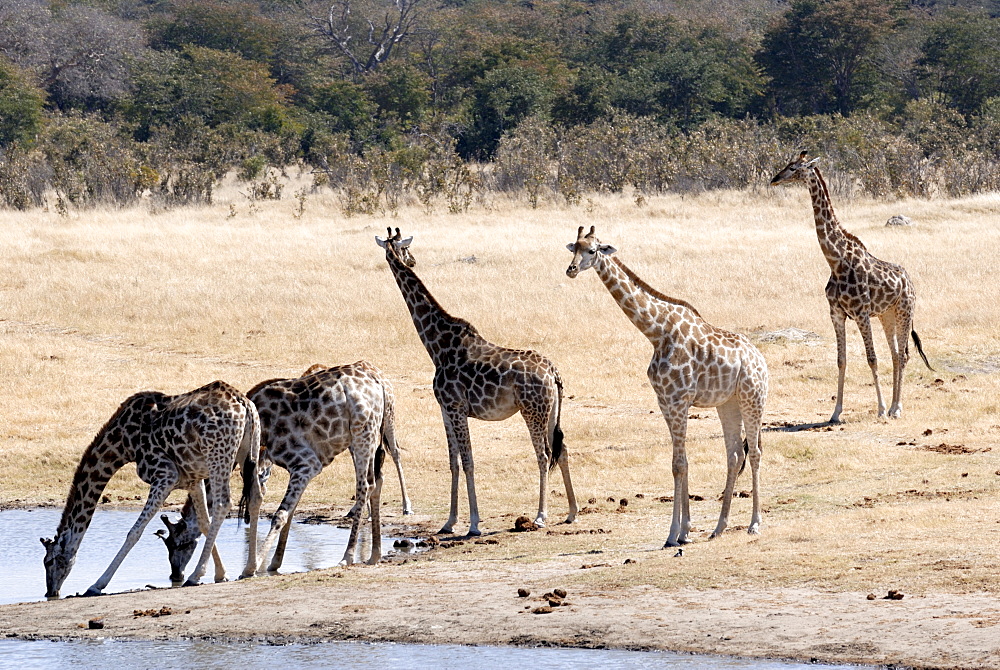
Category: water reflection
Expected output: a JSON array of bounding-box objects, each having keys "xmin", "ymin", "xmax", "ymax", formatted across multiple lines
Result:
[
  {"xmin": 0, "ymin": 639, "xmax": 863, "ymax": 670},
  {"xmin": 0, "ymin": 509, "xmax": 390, "ymax": 604}
]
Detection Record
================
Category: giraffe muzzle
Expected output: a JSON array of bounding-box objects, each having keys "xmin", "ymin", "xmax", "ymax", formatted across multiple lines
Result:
[{"xmin": 566, "ymin": 265, "xmax": 579, "ymax": 278}]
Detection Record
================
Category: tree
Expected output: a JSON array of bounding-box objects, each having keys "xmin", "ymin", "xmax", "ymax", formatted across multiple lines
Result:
[
  {"xmin": 125, "ymin": 46, "xmax": 292, "ymax": 137},
  {"xmin": 311, "ymin": 0, "xmax": 422, "ymax": 76},
  {"xmin": 0, "ymin": 57, "xmax": 44, "ymax": 147},
  {"xmin": 758, "ymin": 0, "xmax": 898, "ymax": 116},
  {"xmin": 918, "ymin": 10, "xmax": 1000, "ymax": 116},
  {"xmin": 595, "ymin": 14, "xmax": 763, "ymax": 126}
]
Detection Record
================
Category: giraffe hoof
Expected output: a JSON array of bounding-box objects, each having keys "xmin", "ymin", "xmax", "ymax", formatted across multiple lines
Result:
[
  {"xmin": 748, "ymin": 524, "xmax": 760, "ymax": 535},
  {"xmin": 82, "ymin": 587, "xmax": 103, "ymax": 598},
  {"xmin": 181, "ymin": 579, "xmax": 200, "ymax": 587},
  {"xmin": 403, "ymin": 508, "xmax": 414, "ymax": 515},
  {"xmin": 467, "ymin": 528, "xmax": 482, "ymax": 537}
]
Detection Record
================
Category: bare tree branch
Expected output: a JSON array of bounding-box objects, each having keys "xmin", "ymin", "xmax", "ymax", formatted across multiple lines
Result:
[{"xmin": 312, "ymin": 0, "xmax": 422, "ymax": 75}]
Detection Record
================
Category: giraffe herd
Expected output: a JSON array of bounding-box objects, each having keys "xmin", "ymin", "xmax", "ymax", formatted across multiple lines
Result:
[{"xmin": 41, "ymin": 151, "xmax": 933, "ymax": 596}]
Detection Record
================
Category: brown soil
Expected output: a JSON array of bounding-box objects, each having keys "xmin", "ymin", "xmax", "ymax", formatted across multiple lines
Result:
[{"xmin": 3, "ymin": 521, "xmax": 1000, "ymax": 669}]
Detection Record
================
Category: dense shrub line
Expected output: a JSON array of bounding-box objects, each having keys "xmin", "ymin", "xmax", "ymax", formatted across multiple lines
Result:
[{"xmin": 2, "ymin": 101, "xmax": 999, "ymax": 214}]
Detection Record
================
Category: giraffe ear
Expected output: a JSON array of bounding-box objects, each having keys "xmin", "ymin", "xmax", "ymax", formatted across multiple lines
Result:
[
  {"xmin": 398, "ymin": 236, "xmax": 413, "ymax": 248},
  {"xmin": 565, "ymin": 243, "xmax": 576, "ymax": 252},
  {"xmin": 598, "ymin": 244, "xmax": 617, "ymax": 255},
  {"xmin": 804, "ymin": 156, "xmax": 821, "ymax": 168},
  {"xmin": 375, "ymin": 236, "xmax": 388, "ymax": 248}
]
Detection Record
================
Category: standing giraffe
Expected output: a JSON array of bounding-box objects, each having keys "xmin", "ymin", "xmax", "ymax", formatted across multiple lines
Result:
[
  {"xmin": 41, "ymin": 381, "xmax": 263, "ymax": 598},
  {"xmin": 376, "ymin": 227, "xmax": 577, "ymax": 536},
  {"xmin": 160, "ymin": 362, "xmax": 394, "ymax": 574},
  {"xmin": 770, "ymin": 151, "xmax": 932, "ymax": 422},
  {"xmin": 158, "ymin": 363, "xmax": 413, "ymax": 581},
  {"xmin": 565, "ymin": 226, "xmax": 768, "ymax": 546}
]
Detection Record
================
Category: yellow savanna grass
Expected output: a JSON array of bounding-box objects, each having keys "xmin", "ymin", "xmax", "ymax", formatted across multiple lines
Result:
[{"xmin": 1, "ymin": 182, "xmax": 998, "ymax": 594}]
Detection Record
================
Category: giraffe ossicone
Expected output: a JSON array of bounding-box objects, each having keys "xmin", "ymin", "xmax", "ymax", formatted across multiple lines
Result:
[
  {"xmin": 566, "ymin": 225, "xmax": 769, "ymax": 547},
  {"xmin": 41, "ymin": 381, "xmax": 263, "ymax": 598},
  {"xmin": 770, "ymin": 151, "xmax": 932, "ymax": 422},
  {"xmin": 378, "ymin": 226, "xmax": 577, "ymax": 537}
]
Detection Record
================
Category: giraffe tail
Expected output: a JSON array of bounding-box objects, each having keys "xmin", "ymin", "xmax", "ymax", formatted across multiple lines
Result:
[
  {"xmin": 738, "ymin": 438, "xmax": 749, "ymax": 477},
  {"xmin": 549, "ymin": 373, "xmax": 565, "ymax": 471},
  {"xmin": 911, "ymin": 330, "xmax": 934, "ymax": 371},
  {"xmin": 237, "ymin": 397, "xmax": 262, "ymax": 526}
]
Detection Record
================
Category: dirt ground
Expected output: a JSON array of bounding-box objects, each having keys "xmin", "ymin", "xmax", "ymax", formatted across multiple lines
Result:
[
  {"xmin": 3, "ymin": 191, "xmax": 1000, "ymax": 668},
  {"xmin": 2, "ymin": 521, "xmax": 1000, "ymax": 669}
]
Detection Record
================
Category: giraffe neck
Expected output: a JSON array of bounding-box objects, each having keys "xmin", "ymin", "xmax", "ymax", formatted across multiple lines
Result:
[
  {"xmin": 593, "ymin": 254, "xmax": 701, "ymax": 345},
  {"xmin": 51, "ymin": 393, "xmax": 159, "ymax": 565},
  {"xmin": 385, "ymin": 252, "xmax": 478, "ymax": 366},
  {"xmin": 805, "ymin": 167, "xmax": 851, "ymax": 269}
]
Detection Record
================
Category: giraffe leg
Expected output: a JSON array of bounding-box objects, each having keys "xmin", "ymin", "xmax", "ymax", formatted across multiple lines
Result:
[
  {"xmin": 440, "ymin": 409, "xmax": 479, "ymax": 536},
  {"xmin": 830, "ymin": 305, "xmax": 848, "ymax": 424},
  {"xmin": 341, "ymin": 427, "xmax": 379, "ymax": 566},
  {"xmin": 557, "ymin": 448, "xmax": 578, "ymax": 525},
  {"xmin": 188, "ymin": 480, "xmax": 227, "ymax": 583},
  {"xmin": 661, "ymin": 405, "xmax": 691, "ymax": 547},
  {"xmin": 525, "ymin": 412, "xmax": 551, "ymax": 527},
  {"xmin": 268, "ymin": 501, "xmax": 298, "ymax": 573},
  {"xmin": 367, "ymin": 450, "xmax": 384, "ymax": 565},
  {"xmin": 857, "ymin": 312, "xmax": 886, "ymax": 418},
  {"xmin": 259, "ymin": 452, "xmax": 321, "ymax": 573},
  {"xmin": 745, "ymin": 421, "xmax": 764, "ymax": 535},
  {"xmin": 880, "ymin": 308, "xmax": 904, "ymax": 418},
  {"xmin": 382, "ymin": 400, "xmax": 413, "ymax": 515},
  {"xmin": 85, "ymin": 474, "xmax": 177, "ymax": 596},
  {"xmin": 185, "ymin": 472, "xmax": 231, "ymax": 587},
  {"xmin": 711, "ymin": 398, "xmax": 744, "ymax": 540}
]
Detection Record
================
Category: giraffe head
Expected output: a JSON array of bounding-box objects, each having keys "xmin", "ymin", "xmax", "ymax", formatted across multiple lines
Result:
[
  {"xmin": 769, "ymin": 151, "xmax": 821, "ymax": 186},
  {"xmin": 155, "ymin": 514, "xmax": 198, "ymax": 583},
  {"xmin": 375, "ymin": 227, "xmax": 415, "ymax": 267},
  {"xmin": 40, "ymin": 533, "xmax": 74, "ymax": 598},
  {"xmin": 565, "ymin": 226, "xmax": 616, "ymax": 278}
]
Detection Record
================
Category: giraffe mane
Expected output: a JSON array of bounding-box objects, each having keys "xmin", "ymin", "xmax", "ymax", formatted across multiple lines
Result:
[
  {"xmin": 610, "ymin": 257, "xmax": 703, "ymax": 319},
  {"xmin": 55, "ymin": 391, "xmax": 168, "ymax": 534},
  {"xmin": 811, "ymin": 166, "xmax": 868, "ymax": 251},
  {"xmin": 390, "ymin": 252, "xmax": 481, "ymax": 335}
]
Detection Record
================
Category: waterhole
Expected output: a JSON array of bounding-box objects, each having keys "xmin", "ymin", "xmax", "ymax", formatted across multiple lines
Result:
[{"xmin": 0, "ymin": 508, "xmax": 393, "ymax": 604}]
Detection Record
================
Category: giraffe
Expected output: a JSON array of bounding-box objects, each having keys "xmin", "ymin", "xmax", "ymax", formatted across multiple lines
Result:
[
  {"xmin": 770, "ymin": 151, "xmax": 933, "ymax": 422},
  {"xmin": 159, "ymin": 362, "xmax": 400, "ymax": 575},
  {"xmin": 246, "ymin": 361, "xmax": 390, "ymax": 569},
  {"xmin": 158, "ymin": 363, "xmax": 413, "ymax": 580},
  {"xmin": 565, "ymin": 226, "xmax": 769, "ymax": 546},
  {"xmin": 376, "ymin": 227, "xmax": 577, "ymax": 536},
  {"xmin": 40, "ymin": 381, "xmax": 263, "ymax": 598}
]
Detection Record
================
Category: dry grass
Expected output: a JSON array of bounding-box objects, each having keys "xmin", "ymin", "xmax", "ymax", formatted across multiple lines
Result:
[{"xmin": 2, "ymin": 182, "xmax": 999, "ymax": 596}]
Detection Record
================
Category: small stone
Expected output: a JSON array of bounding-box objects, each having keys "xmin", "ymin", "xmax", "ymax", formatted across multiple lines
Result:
[
  {"xmin": 88, "ymin": 618, "xmax": 104, "ymax": 630},
  {"xmin": 885, "ymin": 590, "xmax": 905, "ymax": 600},
  {"xmin": 553, "ymin": 588, "xmax": 567, "ymax": 599},
  {"xmin": 624, "ymin": 558, "xmax": 637, "ymax": 565},
  {"xmin": 587, "ymin": 498, "xmax": 597, "ymax": 505},
  {"xmin": 393, "ymin": 538, "xmax": 414, "ymax": 549},
  {"xmin": 885, "ymin": 215, "xmax": 914, "ymax": 227},
  {"xmin": 532, "ymin": 606, "xmax": 553, "ymax": 614},
  {"xmin": 606, "ymin": 496, "xmax": 616, "ymax": 503},
  {"xmin": 618, "ymin": 498, "xmax": 628, "ymax": 507},
  {"xmin": 517, "ymin": 588, "xmax": 530, "ymax": 598}
]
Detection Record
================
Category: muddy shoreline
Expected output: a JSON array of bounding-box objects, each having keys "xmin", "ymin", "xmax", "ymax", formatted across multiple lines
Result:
[{"xmin": 3, "ymin": 513, "xmax": 999, "ymax": 670}]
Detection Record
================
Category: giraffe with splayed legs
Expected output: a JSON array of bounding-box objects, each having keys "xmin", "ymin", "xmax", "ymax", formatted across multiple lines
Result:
[
  {"xmin": 41, "ymin": 381, "xmax": 262, "ymax": 598},
  {"xmin": 159, "ymin": 363, "xmax": 413, "ymax": 580},
  {"xmin": 248, "ymin": 361, "xmax": 391, "ymax": 569},
  {"xmin": 566, "ymin": 226, "xmax": 768, "ymax": 547},
  {"xmin": 377, "ymin": 227, "xmax": 577, "ymax": 536},
  {"xmin": 770, "ymin": 151, "xmax": 932, "ymax": 422}
]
